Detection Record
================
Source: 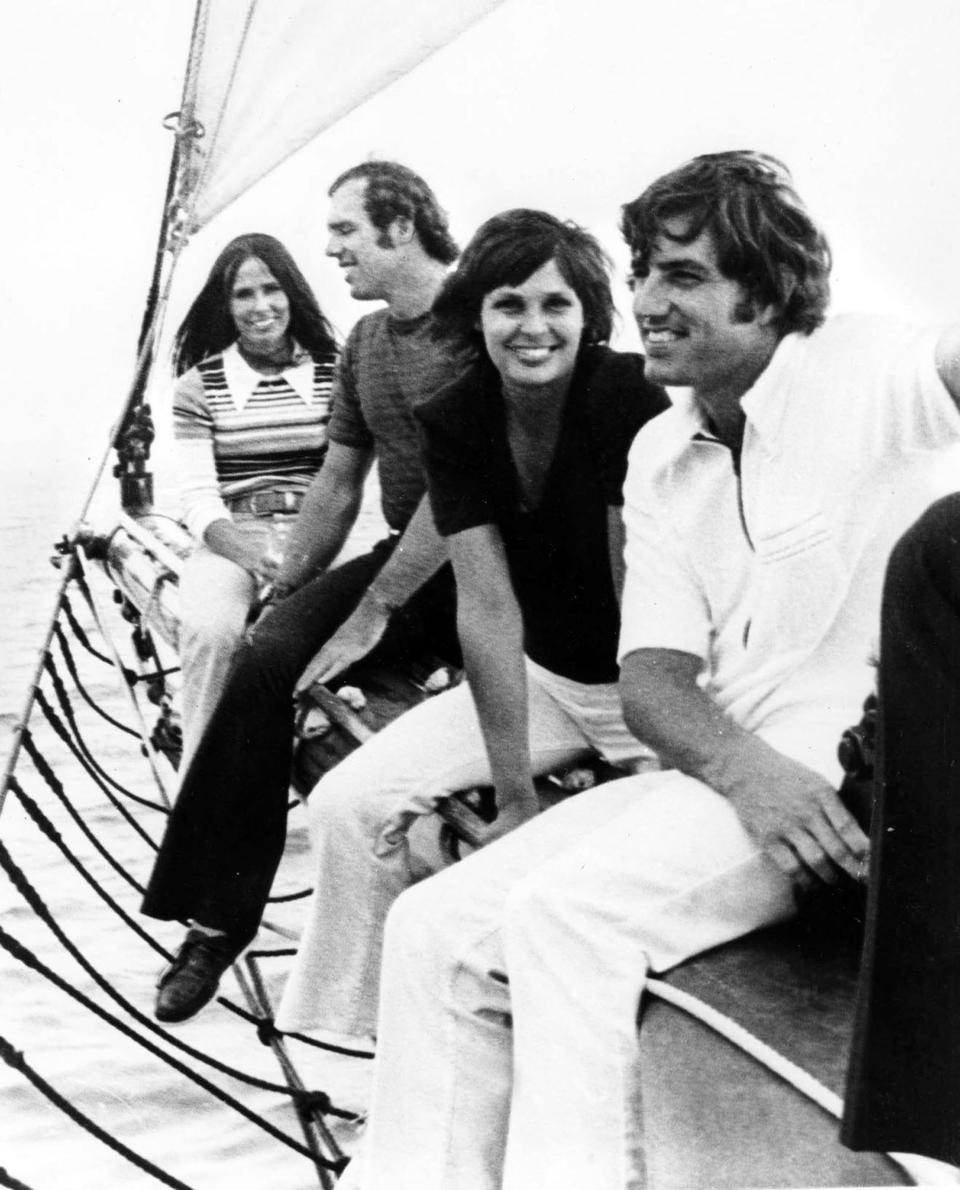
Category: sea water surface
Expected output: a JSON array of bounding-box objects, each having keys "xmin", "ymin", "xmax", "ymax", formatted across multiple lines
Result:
[{"xmin": 0, "ymin": 438, "xmax": 379, "ymax": 1189}]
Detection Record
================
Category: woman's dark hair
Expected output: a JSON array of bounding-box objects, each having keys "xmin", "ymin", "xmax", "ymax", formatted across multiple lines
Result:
[
  {"xmin": 620, "ymin": 151, "xmax": 831, "ymax": 335},
  {"xmin": 172, "ymin": 233, "xmax": 337, "ymax": 375},
  {"xmin": 328, "ymin": 161, "xmax": 459, "ymax": 265},
  {"xmin": 431, "ymin": 209, "xmax": 614, "ymax": 353}
]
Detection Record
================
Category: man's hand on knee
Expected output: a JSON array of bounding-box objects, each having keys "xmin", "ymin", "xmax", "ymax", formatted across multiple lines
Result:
[
  {"xmin": 727, "ymin": 757, "xmax": 870, "ymax": 892},
  {"xmin": 293, "ymin": 596, "xmax": 390, "ymax": 695}
]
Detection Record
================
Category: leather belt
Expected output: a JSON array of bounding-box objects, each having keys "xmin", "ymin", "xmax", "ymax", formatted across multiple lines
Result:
[{"xmin": 227, "ymin": 489, "xmax": 303, "ymax": 517}]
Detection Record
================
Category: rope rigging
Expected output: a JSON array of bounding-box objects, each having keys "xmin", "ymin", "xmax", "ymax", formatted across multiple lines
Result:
[
  {"xmin": 61, "ymin": 591, "xmax": 118, "ymax": 668},
  {"xmin": 60, "ymin": 566, "xmax": 316, "ymax": 905},
  {"xmin": 21, "ymin": 722, "xmax": 151, "ymax": 895},
  {"xmin": 52, "ymin": 620, "xmax": 145, "ymax": 739},
  {"xmin": 0, "ymin": 18, "xmax": 367, "ymax": 1176},
  {"xmin": 0, "ymin": 563, "xmax": 364, "ymax": 1187},
  {"xmin": 72, "ymin": 546, "xmax": 177, "ymax": 806},
  {"xmin": 0, "ymin": 1168, "xmax": 37, "ymax": 1190},
  {"xmin": 38, "ymin": 660, "xmax": 167, "ymax": 825},
  {"xmin": 0, "ymin": 838, "xmax": 346, "ymax": 1138},
  {"xmin": 0, "ymin": 1035, "xmax": 194, "ymax": 1190}
]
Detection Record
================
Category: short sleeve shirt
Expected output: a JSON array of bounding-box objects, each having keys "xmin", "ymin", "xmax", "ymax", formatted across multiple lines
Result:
[
  {"xmin": 417, "ymin": 346, "xmax": 668, "ymax": 683},
  {"xmin": 327, "ymin": 309, "xmax": 467, "ymax": 531}
]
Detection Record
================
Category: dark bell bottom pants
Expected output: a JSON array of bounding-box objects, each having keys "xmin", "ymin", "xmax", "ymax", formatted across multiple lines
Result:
[
  {"xmin": 843, "ymin": 492, "xmax": 960, "ymax": 1165},
  {"xmin": 141, "ymin": 539, "xmax": 458, "ymax": 948}
]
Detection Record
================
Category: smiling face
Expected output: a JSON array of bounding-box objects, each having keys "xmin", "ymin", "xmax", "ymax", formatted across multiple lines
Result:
[
  {"xmin": 325, "ymin": 177, "xmax": 400, "ymax": 301},
  {"xmin": 480, "ymin": 259, "xmax": 585, "ymax": 392},
  {"xmin": 631, "ymin": 219, "xmax": 778, "ymax": 403},
  {"xmin": 229, "ymin": 256, "xmax": 291, "ymax": 360}
]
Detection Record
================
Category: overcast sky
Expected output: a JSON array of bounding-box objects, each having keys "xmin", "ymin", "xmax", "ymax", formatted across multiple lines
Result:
[{"xmin": 4, "ymin": 0, "xmax": 960, "ymax": 505}]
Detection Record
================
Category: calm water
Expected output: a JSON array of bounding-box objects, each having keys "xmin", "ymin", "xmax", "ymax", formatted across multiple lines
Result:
[{"xmin": 0, "ymin": 455, "xmax": 377, "ymax": 1189}]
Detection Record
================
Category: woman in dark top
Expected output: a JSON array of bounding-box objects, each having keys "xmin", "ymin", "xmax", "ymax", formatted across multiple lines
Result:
[{"xmin": 273, "ymin": 209, "xmax": 667, "ymax": 1041}]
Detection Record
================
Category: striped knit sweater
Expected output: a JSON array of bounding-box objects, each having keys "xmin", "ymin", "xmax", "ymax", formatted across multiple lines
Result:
[{"xmin": 173, "ymin": 341, "xmax": 336, "ymax": 539}]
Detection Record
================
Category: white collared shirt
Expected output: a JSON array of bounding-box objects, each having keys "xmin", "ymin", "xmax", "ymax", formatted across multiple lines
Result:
[
  {"xmin": 220, "ymin": 340, "xmax": 317, "ymax": 409},
  {"xmin": 619, "ymin": 313, "xmax": 960, "ymax": 779}
]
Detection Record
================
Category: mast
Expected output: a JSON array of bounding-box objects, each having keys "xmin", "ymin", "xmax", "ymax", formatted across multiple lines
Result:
[
  {"xmin": 100, "ymin": 0, "xmax": 510, "ymax": 515},
  {"xmin": 113, "ymin": 0, "xmax": 206, "ymax": 514}
]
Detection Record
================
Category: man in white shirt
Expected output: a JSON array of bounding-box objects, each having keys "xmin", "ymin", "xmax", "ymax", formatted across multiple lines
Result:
[{"xmin": 342, "ymin": 151, "xmax": 960, "ymax": 1190}]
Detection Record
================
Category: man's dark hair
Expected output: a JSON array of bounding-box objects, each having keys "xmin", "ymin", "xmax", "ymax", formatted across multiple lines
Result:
[
  {"xmin": 621, "ymin": 151, "xmax": 831, "ymax": 335},
  {"xmin": 172, "ymin": 232, "xmax": 337, "ymax": 375},
  {"xmin": 329, "ymin": 160, "xmax": 459, "ymax": 265},
  {"xmin": 431, "ymin": 208, "xmax": 614, "ymax": 353}
]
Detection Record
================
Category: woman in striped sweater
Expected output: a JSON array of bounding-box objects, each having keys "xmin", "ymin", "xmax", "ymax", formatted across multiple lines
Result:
[{"xmin": 172, "ymin": 233, "xmax": 338, "ymax": 767}]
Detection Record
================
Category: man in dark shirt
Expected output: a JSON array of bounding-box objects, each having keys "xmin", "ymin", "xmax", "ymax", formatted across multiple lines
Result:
[{"xmin": 143, "ymin": 161, "xmax": 465, "ymax": 1023}]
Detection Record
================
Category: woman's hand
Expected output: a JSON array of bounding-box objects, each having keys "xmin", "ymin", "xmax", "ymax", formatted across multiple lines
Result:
[{"xmin": 203, "ymin": 519, "xmax": 281, "ymax": 582}]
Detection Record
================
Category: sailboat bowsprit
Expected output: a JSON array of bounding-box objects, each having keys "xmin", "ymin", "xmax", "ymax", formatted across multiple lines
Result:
[{"xmin": 0, "ymin": 2, "xmax": 913, "ymax": 1186}]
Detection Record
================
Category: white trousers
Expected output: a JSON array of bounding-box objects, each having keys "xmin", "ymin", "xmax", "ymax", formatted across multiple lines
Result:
[
  {"xmin": 177, "ymin": 518, "xmax": 286, "ymax": 770},
  {"xmin": 274, "ymin": 660, "xmax": 654, "ymax": 1038},
  {"xmin": 356, "ymin": 771, "xmax": 797, "ymax": 1190}
]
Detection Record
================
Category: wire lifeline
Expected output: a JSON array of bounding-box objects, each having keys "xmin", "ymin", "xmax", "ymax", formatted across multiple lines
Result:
[{"xmin": 0, "ymin": 1034, "xmax": 194, "ymax": 1190}]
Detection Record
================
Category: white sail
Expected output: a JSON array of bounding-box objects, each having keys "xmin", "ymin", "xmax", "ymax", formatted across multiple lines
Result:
[{"xmin": 174, "ymin": 0, "xmax": 506, "ymax": 234}]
